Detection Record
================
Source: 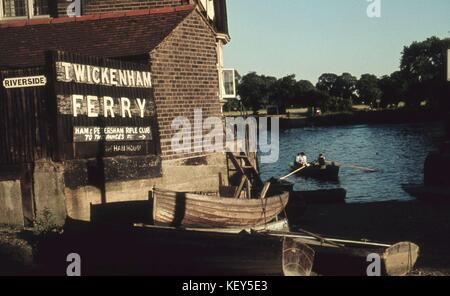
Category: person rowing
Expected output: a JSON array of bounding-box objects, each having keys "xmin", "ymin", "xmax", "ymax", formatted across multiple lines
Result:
[
  {"xmin": 296, "ymin": 152, "xmax": 308, "ymax": 167},
  {"xmin": 317, "ymin": 153, "xmax": 326, "ymax": 168}
]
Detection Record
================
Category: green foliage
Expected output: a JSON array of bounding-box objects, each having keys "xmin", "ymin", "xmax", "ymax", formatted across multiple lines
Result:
[
  {"xmin": 33, "ymin": 208, "xmax": 60, "ymax": 236},
  {"xmin": 378, "ymin": 71, "xmax": 407, "ymax": 107},
  {"xmin": 268, "ymin": 74, "xmax": 297, "ymax": 112},
  {"xmin": 321, "ymin": 96, "xmax": 353, "ymax": 113},
  {"xmin": 400, "ymin": 36, "xmax": 450, "ymax": 108},
  {"xmin": 237, "ymin": 72, "xmax": 276, "ymax": 114},
  {"xmin": 357, "ymin": 74, "xmax": 382, "ymax": 106},
  {"xmin": 234, "ymin": 36, "xmax": 450, "ymax": 114}
]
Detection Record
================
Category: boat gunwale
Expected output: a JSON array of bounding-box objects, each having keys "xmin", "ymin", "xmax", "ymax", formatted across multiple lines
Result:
[{"xmin": 153, "ymin": 188, "xmax": 290, "ymax": 205}]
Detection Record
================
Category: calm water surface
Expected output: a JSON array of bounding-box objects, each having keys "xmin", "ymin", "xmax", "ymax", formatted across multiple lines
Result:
[{"xmin": 259, "ymin": 123, "xmax": 444, "ymax": 203}]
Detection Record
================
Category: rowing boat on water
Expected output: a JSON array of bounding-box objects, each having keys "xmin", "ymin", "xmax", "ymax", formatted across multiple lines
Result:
[
  {"xmin": 152, "ymin": 187, "xmax": 289, "ymax": 228},
  {"xmin": 289, "ymin": 163, "xmax": 340, "ymax": 181}
]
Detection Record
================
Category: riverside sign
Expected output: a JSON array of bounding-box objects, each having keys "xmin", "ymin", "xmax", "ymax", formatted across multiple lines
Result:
[{"xmin": 2, "ymin": 75, "xmax": 47, "ymax": 89}]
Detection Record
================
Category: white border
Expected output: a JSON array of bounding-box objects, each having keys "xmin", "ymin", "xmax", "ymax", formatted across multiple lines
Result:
[{"xmin": 222, "ymin": 68, "xmax": 236, "ymax": 99}]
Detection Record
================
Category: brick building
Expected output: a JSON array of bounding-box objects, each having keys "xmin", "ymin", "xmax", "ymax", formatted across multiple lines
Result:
[{"xmin": 0, "ymin": 0, "xmax": 235, "ymax": 224}]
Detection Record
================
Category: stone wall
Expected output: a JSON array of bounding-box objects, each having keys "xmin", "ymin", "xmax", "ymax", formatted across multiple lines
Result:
[
  {"xmin": 65, "ymin": 153, "xmax": 227, "ymax": 221},
  {"xmin": 0, "ymin": 181, "xmax": 23, "ymax": 226},
  {"xmin": 33, "ymin": 161, "xmax": 67, "ymax": 226}
]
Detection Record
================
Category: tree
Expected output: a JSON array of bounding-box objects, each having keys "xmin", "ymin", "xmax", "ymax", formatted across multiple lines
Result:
[
  {"xmin": 334, "ymin": 73, "xmax": 357, "ymax": 100},
  {"xmin": 378, "ymin": 71, "xmax": 406, "ymax": 107},
  {"xmin": 317, "ymin": 73, "xmax": 357, "ymax": 102},
  {"xmin": 316, "ymin": 73, "xmax": 338, "ymax": 96},
  {"xmin": 237, "ymin": 72, "xmax": 275, "ymax": 114},
  {"xmin": 293, "ymin": 80, "xmax": 316, "ymax": 107},
  {"xmin": 306, "ymin": 89, "xmax": 330, "ymax": 109},
  {"xmin": 400, "ymin": 36, "xmax": 450, "ymax": 108},
  {"xmin": 356, "ymin": 74, "xmax": 382, "ymax": 106},
  {"xmin": 321, "ymin": 96, "xmax": 353, "ymax": 113},
  {"xmin": 268, "ymin": 74, "xmax": 297, "ymax": 112}
]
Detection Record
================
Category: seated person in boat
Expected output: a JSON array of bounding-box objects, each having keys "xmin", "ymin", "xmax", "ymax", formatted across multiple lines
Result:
[
  {"xmin": 296, "ymin": 152, "xmax": 308, "ymax": 167},
  {"xmin": 317, "ymin": 154, "xmax": 326, "ymax": 168}
]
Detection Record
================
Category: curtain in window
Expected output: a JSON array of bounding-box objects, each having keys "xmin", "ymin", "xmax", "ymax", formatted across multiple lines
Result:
[
  {"xmin": 33, "ymin": 0, "xmax": 48, "ymax": 16},
  {"xmin": 2, "ymin": 0, "xmax": 27, "ymax": 17}
]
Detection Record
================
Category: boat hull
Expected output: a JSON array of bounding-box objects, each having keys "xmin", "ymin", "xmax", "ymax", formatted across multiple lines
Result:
[
  {"xmin": 290, "ymin": 164, "xmax": 340, "ymax": 181},
  {"xmin": 153, "ymin": 188, "xmax": 289, "ymax": 228},
  {"xmin": 38, "ymin": 220, "xmax": 314, "ymax": 276},
  {"xmin": 265, "ymin": 232, "xmax": 419, "ymax": 276}
]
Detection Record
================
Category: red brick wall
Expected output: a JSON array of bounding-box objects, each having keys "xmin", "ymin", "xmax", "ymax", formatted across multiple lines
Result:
[
  {"xmin": 57, "ymin": 0, "xmax": 192, "ymax": 17},
  {"xmin": 150, "ymin": 10, "xmax": 222, "ymax": 160}
]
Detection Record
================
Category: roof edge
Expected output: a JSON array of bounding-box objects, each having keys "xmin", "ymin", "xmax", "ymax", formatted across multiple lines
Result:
[{"xmin": 0, "ymin": 4, "xmax": 195, "ymax": 29}]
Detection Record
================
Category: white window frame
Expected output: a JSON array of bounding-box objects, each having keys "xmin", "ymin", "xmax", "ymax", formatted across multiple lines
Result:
[
  {"xmin": 222, "ymin": 68, "xmax": 236, "ymax": 99},
  {"xmin": 0, "ymin": 0, "xmax": 50, "ymax": 20},
  {"xmin": 447, "ymin": 49, "xmax": 450, "ymax": 82}
]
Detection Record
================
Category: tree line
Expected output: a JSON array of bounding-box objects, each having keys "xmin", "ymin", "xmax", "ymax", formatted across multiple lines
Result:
[{"xmin": 226, "ymin": 36, "xmax": 450, "ymax": 114}]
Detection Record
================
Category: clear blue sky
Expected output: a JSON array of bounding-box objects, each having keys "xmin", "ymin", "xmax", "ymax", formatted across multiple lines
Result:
[{"xmin": 224, "ymin": 0, "xmax": 450, "ymax": 83}]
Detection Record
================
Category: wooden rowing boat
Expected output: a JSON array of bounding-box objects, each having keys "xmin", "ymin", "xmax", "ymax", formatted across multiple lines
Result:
[
  {"xmin": 167, "ymin": 224, "xmax": 419, "ymax": 276},
  {"xmin": 39, "ymin": 219, "xmax": 314, "ymax": 276},
  {"xmin": 289, "ymin": 163, "xmax": 340, "ymax": 181},
  {"xmin": 152, "ymin": 188, "xmax": 289, "ymax": 228},
  {"xmin": 264, "ymin": 231, "xmax": 419, "ymax": 276}
]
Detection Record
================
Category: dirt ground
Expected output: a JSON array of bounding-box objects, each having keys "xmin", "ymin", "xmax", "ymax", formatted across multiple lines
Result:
[{"xmin": 295, "ymin": 200, "xmax": 450, "ymax": 276}]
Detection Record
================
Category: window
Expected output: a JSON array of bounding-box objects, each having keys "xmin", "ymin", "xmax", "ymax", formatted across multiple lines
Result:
[
  {"xmin": 0, "ymin": 0, "xmax": 49, "ymax": 19},
  {"xmin": 222, "ymin": 69, "xmax": 236, "ymax": 99},
  {"xmin": 33, "ymin": 0, "xmax": 48, "ymax": 16}
]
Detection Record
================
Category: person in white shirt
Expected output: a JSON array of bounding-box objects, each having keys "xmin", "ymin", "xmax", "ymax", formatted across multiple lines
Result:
[{"xmin": 297, "ymin": 152, "xmax": 308, "ymax": 166}]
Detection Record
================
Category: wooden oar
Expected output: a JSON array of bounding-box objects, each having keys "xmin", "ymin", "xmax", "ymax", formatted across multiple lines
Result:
[
  {"xmin": 333, "ymin": 162, "xmax": 378, "ymax": 173},
  {"xmin": 279, "ymin": 165, "xmax": 307, "ymax": 180}
]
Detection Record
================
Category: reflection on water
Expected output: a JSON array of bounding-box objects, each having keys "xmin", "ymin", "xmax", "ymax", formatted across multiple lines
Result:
[{"xmin": 259, "ymin": 123, "xmax": 444, "ymax": 203}]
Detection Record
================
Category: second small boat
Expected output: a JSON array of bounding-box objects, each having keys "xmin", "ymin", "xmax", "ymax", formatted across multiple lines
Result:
[{"xmin": 152, "ymin": 187, "xmax": 289, "ymax": 228}]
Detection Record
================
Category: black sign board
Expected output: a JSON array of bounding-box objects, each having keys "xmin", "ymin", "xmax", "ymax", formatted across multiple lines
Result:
[
  {"xmin": 49, "ymin": 51, "xmax": 160, "ymax": 160},
  {"xmin": 73, "ymin": 126, "xmax": 152, "ymax": 143}
]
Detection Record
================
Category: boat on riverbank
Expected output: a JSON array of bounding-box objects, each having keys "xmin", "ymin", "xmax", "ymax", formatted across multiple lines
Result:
[
  {"xmin": 152, "ymin": 187, "xmax": 289, "ymax": 228},
  {"xmin": 289, "ymin": 163, "xmax": 340, "ymax": 181},
  {"xmin": 264, "ymin": 231, "xmax": 419, "ymax": 276},
  {"xmin": 39, "ymin": 219, "xmax": 314, "ymax": 276}
]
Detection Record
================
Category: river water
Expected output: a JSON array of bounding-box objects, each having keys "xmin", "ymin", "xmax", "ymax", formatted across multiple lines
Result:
[{"xmin": 259, "ymin": 123, "xmax": 445, "ymax": 203}]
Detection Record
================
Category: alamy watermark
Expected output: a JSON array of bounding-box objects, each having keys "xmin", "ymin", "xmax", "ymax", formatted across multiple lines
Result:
[
  {"xmin": 66, "ymin": 0, "xmax": 82, "ymax": 17},
  {"xmin": 66, "ymin": 253, "xmax": 81, "ymax": 276},
  {"xmin": 367, "ymin": 253, "xmax": 381, "ymax": 276},
  {"xmin": 367, "ymin": 0, "xmax": 382, "ymax": 18},
  {"xmin": 171, "ymin": 109, "xmax": 279, "ymax": 164}
]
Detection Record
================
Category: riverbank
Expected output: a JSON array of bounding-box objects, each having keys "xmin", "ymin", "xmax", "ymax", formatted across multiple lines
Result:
[
  {"xmin": 295, "ymin": 200, "xmax": 450, "ymax": 276},
  {"xmin": 225, "ymin": 108, "xmax": 448, "ymax": 129},
  {"xmin": 281, "ymin": 109, "xmax": 448, "ymax": 129}
]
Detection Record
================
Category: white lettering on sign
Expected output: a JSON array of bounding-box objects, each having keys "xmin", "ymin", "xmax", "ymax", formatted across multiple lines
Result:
[
  {"xmin": 73, "ymin": 126, "xmax": 152, "ymax": 143},
  {"xmin": 3, "ymin": 75, "xmax": 47, "ymax": 89},
  {"xmin": 70, "ymin": 95, "xmax": 147, "ymax": 118},
  {"xmin": 56, "ymin": 62, "xmax": 152, "ymax": 88}
]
